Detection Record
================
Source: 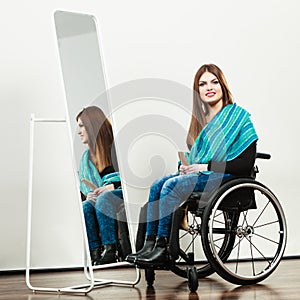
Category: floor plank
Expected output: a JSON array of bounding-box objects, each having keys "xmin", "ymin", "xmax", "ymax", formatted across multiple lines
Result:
[{"xmin": 0, "ymin": 259, "xmax": 299, "ymax": 300}]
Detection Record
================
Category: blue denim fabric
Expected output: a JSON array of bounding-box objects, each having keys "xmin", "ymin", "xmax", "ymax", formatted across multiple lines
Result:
[
  {"xmin": 82, "ymin": 189, "xmax": 123, "ymax": 250},
  {"xmin": 82, "ymin": 200, "xmax": 100, "ymax": 251},
  {"xmin": 146, "ymin": 172, "xmax": 230, "ymax": 237}
]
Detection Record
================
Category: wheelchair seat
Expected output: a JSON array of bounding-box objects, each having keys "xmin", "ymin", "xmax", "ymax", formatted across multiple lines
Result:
[
  {"xmin": 187, "ymin": 180, "xmax": 257, "ymax": 213},
  {"xmin": 183, "ymin": 151, "xmax": 269, "ymax": 214}
]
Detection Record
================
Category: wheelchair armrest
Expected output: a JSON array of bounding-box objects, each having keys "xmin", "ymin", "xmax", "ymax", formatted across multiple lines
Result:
[{"xmin": 256, "ymin": 152, "xmax": 271, "ymax": 160}]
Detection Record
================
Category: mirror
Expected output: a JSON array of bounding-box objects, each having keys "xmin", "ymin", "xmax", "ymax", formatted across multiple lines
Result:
[{"xmin": 54, "ymin": 11, "xmax": 131, "ymax": 266}]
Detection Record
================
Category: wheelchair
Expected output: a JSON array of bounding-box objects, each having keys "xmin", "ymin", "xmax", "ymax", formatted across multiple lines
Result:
[{"xmin": 133, "ymin": 153, "xmax": 287, "ymax": 292}]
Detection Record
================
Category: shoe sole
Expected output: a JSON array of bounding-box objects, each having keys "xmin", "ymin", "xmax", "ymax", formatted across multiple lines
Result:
[{"xmin": 135, "ymin": 260, "xmax": 175, "ymax": 269}]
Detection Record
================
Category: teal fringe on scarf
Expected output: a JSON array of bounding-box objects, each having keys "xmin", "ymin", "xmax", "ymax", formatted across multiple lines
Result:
[
  {"xmin": 186, "ymin": 103, "xmax": 258, "ymax": 165},
  {"xmin": 79, "ymin": 150, "xmax": 121, "ymax": 196}
]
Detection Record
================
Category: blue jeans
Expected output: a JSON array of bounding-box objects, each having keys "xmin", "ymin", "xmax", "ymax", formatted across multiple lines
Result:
[
  {"xmin": 82, "ymin": 189, "xmax": 123, "ymax": 250},
  {"xmin": 146, "ymin": 172, "xmax": 230, "ymax": 237}
]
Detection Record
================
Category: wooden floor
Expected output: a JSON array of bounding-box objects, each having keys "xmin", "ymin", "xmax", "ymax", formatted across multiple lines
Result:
[{"xmin": 1, "ymin": 259, "xmax": 300, "ymax": 300}]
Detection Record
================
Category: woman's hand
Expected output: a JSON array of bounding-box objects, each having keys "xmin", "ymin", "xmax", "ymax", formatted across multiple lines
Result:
[
  {"xmin": 93, "ymin": 184, "xmax": 115, "ymax": 196},
  {"xmin": 86, "ymin": 184, "xmax": 115, "ymax": 200},
  {"xmin": 86, "ymin": 191, "xmax": 98, "ymax": 200},
  {"xmin": 179, "ymin": 164, "xmax": 208, "ymax": 175}
]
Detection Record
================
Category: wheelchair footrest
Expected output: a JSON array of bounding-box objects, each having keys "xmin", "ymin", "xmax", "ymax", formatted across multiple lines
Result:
[{"xmin": 136, "ymin": 260, "xmax": 176, "ymax": 270}]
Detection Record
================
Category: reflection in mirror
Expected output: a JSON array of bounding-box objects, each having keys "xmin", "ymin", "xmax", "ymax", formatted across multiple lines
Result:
[
  {"xmin": 54, "ymin": 11, "xmax": 131, "ymax": 265},
  {"xmin": 76, "ymin": 106, "xmax": 127, "ymax": 265}
]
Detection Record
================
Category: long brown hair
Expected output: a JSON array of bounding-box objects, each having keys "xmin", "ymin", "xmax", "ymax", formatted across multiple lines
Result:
[
  {"xmin": 186, "ymin": 64, "xmax": 234, "ymax": 147},
  {"xmin": 76, "ymin": 106, "xmax": 114, "ymax": 173}
]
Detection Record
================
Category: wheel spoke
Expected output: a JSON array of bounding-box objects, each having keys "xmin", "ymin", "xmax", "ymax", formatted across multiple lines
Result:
[
  {"xmin": 215, "ymin": 211, "xmax": 224, "ymax": 219},
  {"xmin": 184, "ymin": 232, "xmax": 198, "ymax": 253},
  {"xmin": 244, "ymin": 235, "xmax": 272, "ymax": 265},
  {"xmin": 254, "ymin": 219, "xmax": 279, "ymax": 229},
  {"xmin": 241, "ymin": 210, "xmax": 249, "ymax": 227},
  {"xmin": 249, "ymin": 236, "xmax": 255, "ymax": 276},
  {"xmin": 213, "ymin": 236, "xmax": 226, "ymax": 243},
  {"xmin": 235, "ymin": 237, "xmax": 242, "ymax": 273},
  {"xmin": 231, "ymin": 235, "xmax": 245, "ymax": 251},
  {"xmin": 253, "ymin": 232, "xmax": 279, "ymax": 245},
  {"xmin": 179, "ymin": 231, "xmax": 189, "ymax": 239},
  {"xmin": 252, "ymin": 200, "xmax": 271, "ymax": 227},
  {"xmin": 212, "ymin": 235, "xmax": 226, "ymax": 250},
  {"xmin": 213, "ymin": 212, "xmax": 227, "ymax": 224}
]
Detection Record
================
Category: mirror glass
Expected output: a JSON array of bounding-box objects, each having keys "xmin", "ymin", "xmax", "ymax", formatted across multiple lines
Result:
[{"xmin": 54, "ymin": 10, "xmax": 131, "ymax": 266}]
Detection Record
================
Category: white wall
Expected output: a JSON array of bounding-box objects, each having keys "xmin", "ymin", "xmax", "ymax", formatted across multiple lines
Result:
[{"xmin": 0, "ymin": 0, "xmax": 299, "ymax": 270}]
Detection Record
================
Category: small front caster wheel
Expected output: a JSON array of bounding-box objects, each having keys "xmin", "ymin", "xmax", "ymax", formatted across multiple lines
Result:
[
  {"xmin": 187, "ymin": 266, "xmax": 199, "ymax": 292},
  {"xmin": 145, "ymin": 268, "xmax": 155, "ymax": 287}
]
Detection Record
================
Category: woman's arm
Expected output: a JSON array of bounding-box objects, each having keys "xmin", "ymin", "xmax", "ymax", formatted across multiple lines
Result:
[
  {"xmin": 179, "ymin": 142, "xmax": 256, "ymax": 176},
  {"xmin": 179, "ymin": 163, "xmax": 208, "ymax": 174},
  {"xmin": 100, "ymin": 166, "xmax": 121, "ymax": 189},
  {"xmin": 208, "ymin": 141, "xmax": 257, "ymax": 176}
]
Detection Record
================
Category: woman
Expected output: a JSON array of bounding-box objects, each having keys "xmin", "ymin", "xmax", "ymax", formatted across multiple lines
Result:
[
  {"xmin": 77, "ymin": 106, "xmax": 123, "ymax": 265},
  {"xmin": 126, "ymin": 64, "xmax": 258, "ymax": 266}
]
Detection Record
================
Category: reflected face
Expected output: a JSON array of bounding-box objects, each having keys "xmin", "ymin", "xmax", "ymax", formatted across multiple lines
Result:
[
  {"xmin": 198, "ymin": 72, "xmax": 223, "ymax": 106},
  {"xmin": 77, "ymin": 118, "xmax": 88, "ymax": 144}
]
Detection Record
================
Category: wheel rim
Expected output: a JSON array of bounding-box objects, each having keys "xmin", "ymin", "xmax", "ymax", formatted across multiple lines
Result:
[{"xmin": 208, "ymin": 182, "xmax": 287, "ymax": 282}]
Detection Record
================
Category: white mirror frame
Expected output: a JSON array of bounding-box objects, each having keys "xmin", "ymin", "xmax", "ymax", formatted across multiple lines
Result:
[{"xmin": 25, "ymin": 10, "xmax": 140, "ymax": 295}]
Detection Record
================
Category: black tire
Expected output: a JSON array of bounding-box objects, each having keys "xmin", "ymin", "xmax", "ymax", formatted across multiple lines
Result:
[
  {"xmin": 201, "ymin": 178, "xmax": 287, "ymax": 285},
  {"xmin": 187, "ymin": 266, "xmax": 199, "ymax": 292},
  {"xmin": 145, "ymin": 269, "xmax": 155, "ymax": 287}
]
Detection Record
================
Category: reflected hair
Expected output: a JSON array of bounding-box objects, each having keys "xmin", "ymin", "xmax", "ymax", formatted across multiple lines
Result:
[
  {"xmin": 186, "ymin": 64, "xmax": 234, "ymax": 147},
  {"xmin": 76, "ymin": 106, "xmax": 114, "ymax": 173}
]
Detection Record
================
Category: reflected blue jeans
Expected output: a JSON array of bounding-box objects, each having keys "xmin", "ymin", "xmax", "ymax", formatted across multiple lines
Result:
[
  {"xmin": 82, "ymin": 189, "xmax": 123, "ymax": 251},
  {"xmin": 146, "ymin": 172, "xmax": 230, "ymax": 237}
]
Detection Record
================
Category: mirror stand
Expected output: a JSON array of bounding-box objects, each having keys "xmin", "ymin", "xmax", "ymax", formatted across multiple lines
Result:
[{"xmin": 25, "ymin": 114, "xmax": 141, "ymax": 295}]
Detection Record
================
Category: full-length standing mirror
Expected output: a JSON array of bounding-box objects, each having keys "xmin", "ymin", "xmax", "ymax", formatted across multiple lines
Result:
[
  {"xmin": 53, "ymin": 10, "xmax": 137, "ymax": 287},
  {"xmin": 54, "ymin": 11, "xmax": 110, "ymax": 164}
]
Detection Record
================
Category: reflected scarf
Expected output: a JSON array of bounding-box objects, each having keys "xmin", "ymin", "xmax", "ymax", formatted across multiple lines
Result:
[
  {"xmin": 79, "ymin": 150, "xmax": 121, "ymax": 195},
  {"xmin": 186, "ymin": 103, "xmax": 258, "ymax": 164}
]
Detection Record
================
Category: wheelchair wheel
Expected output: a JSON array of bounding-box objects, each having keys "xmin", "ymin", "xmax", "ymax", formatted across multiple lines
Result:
[
  {"xmin": 201, "ymin": 178, "xmax": 287, "ymax": 285},
  {"xmin": 187, "ymin": 266, "xmax": 199, "ymax": 292},
  {"xmin": 145, "ymin": 268, "xmax": 155, "ymax": 287},
  {"xmin": 171, "ymin": 208, "xmax": 235, "ymax": 279}
]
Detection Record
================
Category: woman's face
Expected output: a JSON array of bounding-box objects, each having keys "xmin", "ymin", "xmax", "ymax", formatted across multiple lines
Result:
[
  {"xmin": 77, "ymin": 118, "xmax": 88, "ymax": 144},
  {"xmin": 198, "ymin": 71, "xmax": 223, "ymax": 106}
]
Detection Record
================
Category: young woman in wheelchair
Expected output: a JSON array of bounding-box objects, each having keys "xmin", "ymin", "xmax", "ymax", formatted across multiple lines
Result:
[
  {"xmin": 126, "ymin": 63, "xmax": 258, "ymax": 267},
  {"xmin": 77, "ymin": 106, "xmax": 124, "ymax": 265}
]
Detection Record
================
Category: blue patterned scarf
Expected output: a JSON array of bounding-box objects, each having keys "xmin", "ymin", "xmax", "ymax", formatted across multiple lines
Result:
[
  {"xmin": 78, "ymin": 150, "xmax": 121, "ymax": 195},
  {"xmin": 186, "ymin": 103, "xmax": 258, "ymax": 164}
]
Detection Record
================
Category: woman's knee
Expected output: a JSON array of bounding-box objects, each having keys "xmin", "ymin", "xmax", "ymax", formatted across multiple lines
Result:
[
  {"xmin": 149, "ymin": 174, "xmax": 175, "ymax": 195},
  {"xmin": 150, "ymin": 177, "xmax": 165, "ymax": 190},
  {"xmin": 95, "ymin": 191, "xmax": 121, "ymax": 213},
  {"xmin": 161, "ymin": 175, "xmax": 196, "ymax": 198},
  {"xmin": 95, "ymin": 193, "xmax": 110, "ymax": 210},
  {"xmin": 82, "ymin": 200, "xmax": 95, "ymax": 215},
  {"xmin": 161, "ymin": 177, "xmax": 180, "ymax": 193}
]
